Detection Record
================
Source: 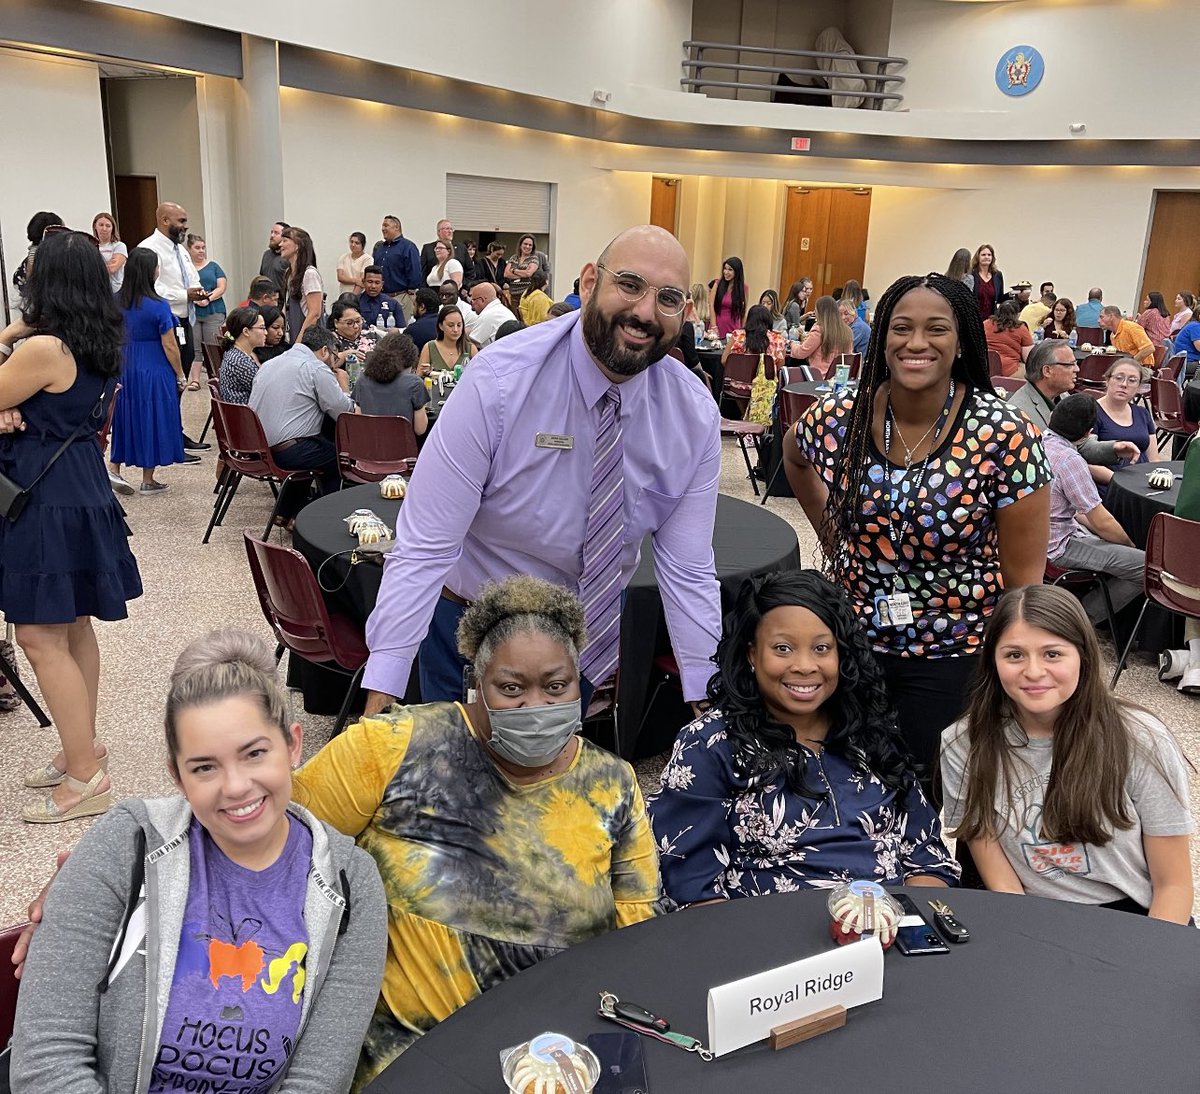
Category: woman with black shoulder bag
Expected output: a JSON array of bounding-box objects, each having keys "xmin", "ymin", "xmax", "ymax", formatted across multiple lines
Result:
[{"xmin": 0, "ymin": 227, "xmax": 143, "ymax": 824}]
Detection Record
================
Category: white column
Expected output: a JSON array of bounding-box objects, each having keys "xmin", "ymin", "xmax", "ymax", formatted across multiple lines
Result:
[{"xmin": 233, "ymin": 34, "xmax": 285, "ymax": 291}]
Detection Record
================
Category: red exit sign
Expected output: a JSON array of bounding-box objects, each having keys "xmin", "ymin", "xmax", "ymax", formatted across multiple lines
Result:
[{"xmin": 790, "ymin": 137, "xmax": 812, "ymax": 152}]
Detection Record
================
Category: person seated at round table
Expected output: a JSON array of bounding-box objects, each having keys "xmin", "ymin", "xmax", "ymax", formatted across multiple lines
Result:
[
  {"xmin": 983, "ymin": 299, "xmax": 1033, "ymax": 377},
  {"xmin": 217, "ymin": 305, "xmax": 266, "ymax": 404},
  {"xmin": 722, "ymin": 304, "xmax": 788, "ymax": 423},
  {"xmin": 785, "ymin": 294, "xmax": 853, "ymax": 379},
  {"xmin": 1172, "ymin": 306, "xmax": 1200, "ymax": 380},
  {"xmin": 354, "ymin": 330, "xmax": 430, "ymax": 434},
  {"xmin": 1040, "ymin": 296, "xmax": 1077, "ymax": 346},
  {"xmin": 758, "ymin": 288, "xmax": 787, "ymax": 332},
  {"xmin": 417, "ymin": 303, "xmax": 477, "ymax": 377},
  {"xmin": 1089, "ymin": 357, "xmax": 1158, "ymax": 484},
  {"xmin": 647, "ymin": 570, "xmax": 960, "ymax": 906},
  {"xmin": 941, "ymin": 585, "xmax": 1194, "ymax": 924},
  {"xmin": 291, "ymin": 575, "xmax": 669, "ymax": 1089},
  {"xmin": 10, "ymin": 629, "xmax": 387, "ymax": 1093},
  {"xmin": 1136, "ymin": 291, "xmax": 1172, "ymax": 347},
  {"xmin": 254, "ymin": 304, "xmax": 289, "ymax": 364}
]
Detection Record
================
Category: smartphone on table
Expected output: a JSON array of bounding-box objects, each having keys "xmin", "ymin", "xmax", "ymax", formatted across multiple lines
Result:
[{"xmin": 893, "ymin": 893, "xmax": 950, "ymax": 956}]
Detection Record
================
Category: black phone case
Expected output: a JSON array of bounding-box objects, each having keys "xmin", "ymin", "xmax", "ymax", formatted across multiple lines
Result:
[
  {"xmin": 893, "ymin": 894, "xmax": 950, "ymax": 955},
  {"xmin": 587, "ymin": 1031, "xmax": 650, "ymax": 1094}
]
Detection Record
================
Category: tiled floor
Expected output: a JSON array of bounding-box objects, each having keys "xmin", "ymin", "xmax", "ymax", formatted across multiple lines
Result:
[{"xmin": 0, "ymin": 391, "xmax": 1197, "ymax": 926}]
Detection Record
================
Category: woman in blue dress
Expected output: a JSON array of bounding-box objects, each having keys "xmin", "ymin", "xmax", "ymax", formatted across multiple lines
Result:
[
  {"xmin": 648, "ymin": 570, "xmax": 959, "ymax": 904},
  {"xmin": 0, "ymin": 229, "xmax": 142, "ymax": 823},
  {"xmin": 109, "ymin": 247, "xmax": 187, "ymax": 494}
]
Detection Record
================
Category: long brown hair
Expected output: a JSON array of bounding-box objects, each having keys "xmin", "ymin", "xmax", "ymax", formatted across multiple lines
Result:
[
  {"xmin": 282, "ymin": 226, "xmax": 318, "ymax": 301},
  {"xmin": 814, "ymin": 295, "xmax": 853, "ymax": 363},
  {"xmin": 955, "ymin": 586, "xmax": 1152, "ymax": 846}
]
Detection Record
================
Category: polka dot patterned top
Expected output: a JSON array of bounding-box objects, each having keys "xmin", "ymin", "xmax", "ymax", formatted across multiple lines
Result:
[{"xmin": 798, "ymin": 388, "xmax": 1051, "ymax": 659}]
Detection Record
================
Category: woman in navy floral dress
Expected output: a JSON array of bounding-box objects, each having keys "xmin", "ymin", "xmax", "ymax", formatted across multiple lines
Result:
[{"xmin": 648, "ymin": 571, "xmax": 959, "ymax": 904}]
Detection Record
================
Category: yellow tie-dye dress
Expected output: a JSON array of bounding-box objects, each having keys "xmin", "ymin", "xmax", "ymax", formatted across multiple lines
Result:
[{"xmin": 291, "ymin": 701, "xmax": 668, "ymax": 1090}]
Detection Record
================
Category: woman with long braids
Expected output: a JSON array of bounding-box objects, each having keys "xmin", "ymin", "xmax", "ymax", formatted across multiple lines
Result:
[
  {"xmin": 648, "ymin": 570, "xmax": 958, "ymax": 904},
  {"xmin": 781, "ymin": 273, "xmax": 1051, "ymax": 787},
  {"xmin": 708, "ymin": 256, "xmax": 746, "ymax": 341}
]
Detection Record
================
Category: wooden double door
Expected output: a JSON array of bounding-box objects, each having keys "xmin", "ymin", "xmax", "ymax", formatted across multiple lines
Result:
[{"xmin": 779, "ymin": 187, "xmax": 872, "ymax": 301}]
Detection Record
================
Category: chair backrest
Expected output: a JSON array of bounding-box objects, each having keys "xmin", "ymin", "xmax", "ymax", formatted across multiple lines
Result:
[
  {"xmin": 1150, "ymin": 376, "xmax": 1183, "ymax": 423},
  {"xmin": 1152, "ymin": 343, "xmax": 1169, "ymax": 369},
  {"xmin": 1076, "ymin": 353, "xmax": 1113, "ymax": 385},
  {"xmin": 780, "ymin": 363, "xmax": 813, "ymax": 385},
  {"xmin": 1144, "ymin": 513, "xmax": 1200, "ymax": 617},
  {"xmin": 1165, "ymin": 352, "xmax": 1187, "ymax": 385},
  {"xmin": 335, "ymin": 413, "xmax": 419, "ymax": 484},
  {"xmin": 722, "ymin": 352, "xmax": 760, "ymax": 388},
  {"xmin": 243, "ymin": 531, "xmax": 358, "ymax": 669},
  {"xmin": 986, "ymin": 348, "xmax": 1005, "ymax": 377},
  {"xmin": 201, "ymin": 341, "xmax": 223, "ymax": 380},
  {"xmin": 1075, "ymin": 325, "xmax": 1103, "ymax": 347},
  {"xmin": 778, "ymin": 388, "xmax": 817, "ymax": 431},
  {"xmin": 667, "ymin": 346, "xmax": 685, "ymax": 363},
  {"xmin": 218, "ymin": 401, "xmax": 284, "ymax": 479},
  {"xmin": 992, "ymin": 375, "xmax": 1025, "ymax": 397}
]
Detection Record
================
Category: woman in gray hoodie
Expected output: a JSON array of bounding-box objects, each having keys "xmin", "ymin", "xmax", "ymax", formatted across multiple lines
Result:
[{"xmin": 11, "ymin": 630, "xmax": 387, "ymax": 1094}]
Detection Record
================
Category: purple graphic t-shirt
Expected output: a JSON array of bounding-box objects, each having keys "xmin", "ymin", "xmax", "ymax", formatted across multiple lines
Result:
[{"xmin": 151, "ymin": 815, "xmax": 312, "ymax": 1093}]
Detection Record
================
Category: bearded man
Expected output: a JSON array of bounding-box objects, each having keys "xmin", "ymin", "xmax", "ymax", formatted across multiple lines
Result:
[{"xmin": 363, "ymin": 225, "xmax": 721, "ymax": 714}]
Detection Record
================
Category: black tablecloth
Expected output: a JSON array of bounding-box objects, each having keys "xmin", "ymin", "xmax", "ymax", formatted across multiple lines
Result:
[
  {"xmin": 1104, "ymin": 461, "xmax": 1185, "ymax": 653},
  {"xmin": 781, "ymin": 380, "xmax": 857, "ymax": 398},
  {"xmin": 696, "ymin": 348, "xmax": 724, "ymax": 405},
  {"xmin": 366, "ymin": 888, "xmax": 1200, "ymax": 1093},
  {"xmin": 292, "ymin": 487, "xmax": 802, "ymax": 756},
  {"xmin": 1105, "ymin": 461, "xmax": 1184, "ymax": 546}
]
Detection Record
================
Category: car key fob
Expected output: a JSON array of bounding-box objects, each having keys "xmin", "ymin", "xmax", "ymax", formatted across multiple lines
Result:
[{"xmin": 928, "ymin": 900, "xmax": 970, "ymax": 944}]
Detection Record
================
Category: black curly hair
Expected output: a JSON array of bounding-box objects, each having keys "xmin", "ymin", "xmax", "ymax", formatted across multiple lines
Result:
[
  {"xmin": 707, "ymin": 570, "xmax": 916, "ymax": 798},
  {"xmin": 818, "ymin": 272, "xmax": 994, "ymax": 584}
]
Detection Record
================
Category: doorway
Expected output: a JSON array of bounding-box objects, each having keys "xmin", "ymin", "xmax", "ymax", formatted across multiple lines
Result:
[
  {"xmin": 1139, "ymin": 191, "xmax": 1200, "ymax": 309},
  {"xmin": 114, "ymin": 175, "xmax": 158, "ymax": 247},
  {"xmin": 779, "ymin": 187, "xmax": 871, "ymax": 300},
  {"xmin": 650, "ymin": 178, "xmax": 680, "ymax": 236}
]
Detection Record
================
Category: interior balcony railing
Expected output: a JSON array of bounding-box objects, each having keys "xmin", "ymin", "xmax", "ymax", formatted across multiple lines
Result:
[{"xmin": 681, "ymin": 40, "xmax": 907, "ymax": 110}]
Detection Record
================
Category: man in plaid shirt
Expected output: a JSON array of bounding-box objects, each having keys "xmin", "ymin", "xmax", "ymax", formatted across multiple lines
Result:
[{"xmin": 1043, "ymin": 394, "xmax": 1145, "ymax": 617}]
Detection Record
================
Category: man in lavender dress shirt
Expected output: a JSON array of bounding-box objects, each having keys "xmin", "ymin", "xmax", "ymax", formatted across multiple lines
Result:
[{"xmin": 363, "ymin": 225, "xmax": 722, "ymax": 714}]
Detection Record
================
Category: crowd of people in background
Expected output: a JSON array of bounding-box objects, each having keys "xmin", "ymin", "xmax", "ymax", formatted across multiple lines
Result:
[{"xmin": 0, "ymin": 210, "xmax": 1197, "ymax": 1093}]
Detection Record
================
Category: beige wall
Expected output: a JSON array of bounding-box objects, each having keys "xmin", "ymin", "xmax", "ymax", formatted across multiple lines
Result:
[
  {"xmin": 107, "ymin": 77, "xmax": 206, "ymax": 241},
  {"xmin": 277, "ymin": 90, "xmax": 653, "ymax": 300},
  {"xmin": 0, "ymin": 50, "xmax": 111, "ymax": 318}
]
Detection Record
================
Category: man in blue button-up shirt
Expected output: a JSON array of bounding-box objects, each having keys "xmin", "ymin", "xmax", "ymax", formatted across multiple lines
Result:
[{"xmin": 371, "ymin": 215, "xmax": 421, "ymax": 317}]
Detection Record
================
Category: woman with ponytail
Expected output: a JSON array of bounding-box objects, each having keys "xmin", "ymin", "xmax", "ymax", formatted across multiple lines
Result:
[
  {"xmin": 781, "ymin": 273, "xmax": 1052, "ymax": 788},
  {"xmin": 217, "ymin": 305, "xmax": 267, "ymax": 405},
  {"xmin": 12, "ymin": 630, "xmax": 387, "ymax": 1094}
]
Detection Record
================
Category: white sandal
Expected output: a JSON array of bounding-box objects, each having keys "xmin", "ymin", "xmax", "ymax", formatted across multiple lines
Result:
[{"xmin": 22, "ymin": 768, "xmax": 112, "ymax": 824}]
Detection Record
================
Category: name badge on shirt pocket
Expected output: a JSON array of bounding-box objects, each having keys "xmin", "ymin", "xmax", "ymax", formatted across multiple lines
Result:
[{"xmin": 535, "ymin": 432, "xmax": 574, "ymax": 450}]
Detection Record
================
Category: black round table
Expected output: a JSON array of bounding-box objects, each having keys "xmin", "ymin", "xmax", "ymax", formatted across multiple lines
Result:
[
  {"xmin": 696, "ymin": 347, "xmax": 725, "ymax": 404},
  {"xmin": 366, "ymin": 888, "xmax": 1200, "ymax": 1093},
  {"xmin": 292, "ymin": 487, "xmax": 802, "ymax": 756},
  {"xmin": 1105, "ymin": 460, "xmax": 1183, "ymax": 547}
]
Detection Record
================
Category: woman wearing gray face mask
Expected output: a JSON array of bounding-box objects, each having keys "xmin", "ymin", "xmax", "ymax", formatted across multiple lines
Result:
[{"xmin": 289, "ymin": 573, "xmax": 671, "ymax": 1090}]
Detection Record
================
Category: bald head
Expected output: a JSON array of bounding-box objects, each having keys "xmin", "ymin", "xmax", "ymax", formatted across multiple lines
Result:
[
  {"xmin": 597, "ymin": 225, "xmax": 689, "ymax": 286},
  {"xmin": 580, "ymin": 225, "xmax": 690, "ymax": 382},
  {"xmin": 156, "ymin": 202, "xmax": 189, "ymax": 244},
  {"xmin": 468, "ymin": 281, "xmax": 497, "ymax": 314}
]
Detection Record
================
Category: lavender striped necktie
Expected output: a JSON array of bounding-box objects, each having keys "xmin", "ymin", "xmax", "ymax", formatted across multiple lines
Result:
[{"xmin": 578, "ymin": 385, "xmax": 624, "ymax": 686}]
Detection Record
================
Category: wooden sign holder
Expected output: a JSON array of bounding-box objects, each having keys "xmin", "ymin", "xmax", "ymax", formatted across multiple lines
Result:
[{"xmin": 768, "ymin": 1005, "xmax": 847, "ymax": 1050}]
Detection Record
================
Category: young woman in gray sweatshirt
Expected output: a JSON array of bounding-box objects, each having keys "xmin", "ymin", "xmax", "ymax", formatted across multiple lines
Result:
[{"xmin": 11, "ymin": 630, "xmax": 387, "ymax": 1094}]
